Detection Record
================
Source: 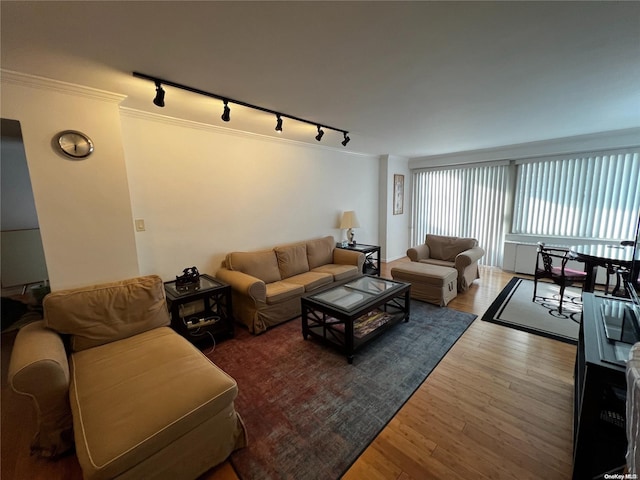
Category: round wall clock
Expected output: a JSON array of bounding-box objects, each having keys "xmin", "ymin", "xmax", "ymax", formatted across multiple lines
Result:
[{"xmin": 55, "ymin": 130, "xmax": 94, "ymax": 159}]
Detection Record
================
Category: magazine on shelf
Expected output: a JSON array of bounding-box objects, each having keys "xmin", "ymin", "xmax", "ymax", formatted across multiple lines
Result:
[{"xmin": 330, "ymin": 309, "xmax": 393, "ymax": 338}]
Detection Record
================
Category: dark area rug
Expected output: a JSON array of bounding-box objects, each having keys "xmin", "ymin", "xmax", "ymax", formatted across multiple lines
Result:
[
  {"xmin": 481, "ymin": 276, "xmax": 581, "ymax": 344},
  {"xmin": 207, "ymin": 300, "xmax": 476, "ymax": 480}
]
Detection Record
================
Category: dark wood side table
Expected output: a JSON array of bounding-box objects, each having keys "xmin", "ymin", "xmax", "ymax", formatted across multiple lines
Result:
[
  {"xmin": 573, "ymin": 293, "xmax": 630, "ymax": 479},
  {"xmin": 336, "ymin": 243, "xmax": 381, "ymax": 276},
  {"xmin": 164, "ymin": 274, "xmax": 234, "ymax": 345}
]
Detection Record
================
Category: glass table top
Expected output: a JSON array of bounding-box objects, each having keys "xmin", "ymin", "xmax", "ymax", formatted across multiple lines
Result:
[
  {"xmin": 309, "ymin": 276, "xmax": 401, "ymax": 311},
  {"xmin": 570, "ymin": 244, "xmax": 634, "ymax": 263}
]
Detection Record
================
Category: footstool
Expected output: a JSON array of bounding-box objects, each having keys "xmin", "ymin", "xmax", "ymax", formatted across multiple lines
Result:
[{"xmin": 390, "ymin": 263, "xmax": 458, "ymax": 306}]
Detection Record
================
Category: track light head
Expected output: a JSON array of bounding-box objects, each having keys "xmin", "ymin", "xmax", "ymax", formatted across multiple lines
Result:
[
  {"xmin": 153, "ymin": 82, "xmax": 165, "ymax": 107},
  {"xmin": 134, "ymin": 73, "xmax": 350, "ymax": 143},
  {"xmin": 221, "ymin": 100, "xmax": 231, "ymax": 122}
]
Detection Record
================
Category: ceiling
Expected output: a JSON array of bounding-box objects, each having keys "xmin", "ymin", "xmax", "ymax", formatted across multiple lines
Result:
[{"xmin": 1, "ymin": 1, "xmax": 639, "ymax": 158}]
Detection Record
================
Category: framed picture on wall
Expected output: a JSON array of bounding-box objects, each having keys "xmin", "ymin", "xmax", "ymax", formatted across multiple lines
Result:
[{"xmin": 393, "ymin": 174, "xmax": 404, "ymax": 215}]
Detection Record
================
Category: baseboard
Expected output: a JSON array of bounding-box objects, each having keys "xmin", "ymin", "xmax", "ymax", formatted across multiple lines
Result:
[{"xmin": 382, "ymin": 255, "xmax": 409, "ymax": 264}]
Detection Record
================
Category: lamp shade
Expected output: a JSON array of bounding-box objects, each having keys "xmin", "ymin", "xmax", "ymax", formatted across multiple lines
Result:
[{"xmin": 339, "ymin": 211, "xmax": 361, "ymax": 229}]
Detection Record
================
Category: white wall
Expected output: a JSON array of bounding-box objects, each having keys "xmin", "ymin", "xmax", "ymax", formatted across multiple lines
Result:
[
  {"xmin": 120, "ymin": 109, "xmax": 379, "ymax": 279},
  {"xmin": 1, "ymin": 71, "xmax": 381, "ymax": 289},
  {"xmin": 378, "ymin": 155, "xmax": 410, "ymax": 262},
  {"xmin": 1, "ymin": 73, "xmax": 139, "ymax": 290}
]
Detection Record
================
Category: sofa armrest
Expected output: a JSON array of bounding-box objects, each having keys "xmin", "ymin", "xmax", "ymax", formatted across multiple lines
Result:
[
  {"xmin": 407, "ymin": 244, "xmax": 431, "ymax": 262},
  {"xmin": 215, "ymin": 268, "xmax": 267, "ymax": 302},
  {"xmin": 8, "ymin": 320, "xmax": 74, "ymax": 457},
  {"xmin": 455, "ymin": 246, "xmax": 486, "ymax": 268},
  {"xmin": 333, "ymin": 249, "xmax": 365, "ymax": 272}
]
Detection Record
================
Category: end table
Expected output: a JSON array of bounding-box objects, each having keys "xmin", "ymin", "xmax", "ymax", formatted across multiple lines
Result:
[
  {"xmin": 164, "ymin": 274, "xmax": 234, "ymax": 345},
  {"xmin": 336, "ymin": 243, "xmax": 381, "ymax": 276}
]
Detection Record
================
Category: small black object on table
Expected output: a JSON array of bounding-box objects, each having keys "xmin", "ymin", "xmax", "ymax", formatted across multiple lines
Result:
[{"xmin": 164, "ymin": 273, "xmax": 234, "ymax": 345}]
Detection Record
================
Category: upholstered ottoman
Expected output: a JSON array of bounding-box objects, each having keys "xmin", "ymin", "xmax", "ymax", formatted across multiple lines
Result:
[
  {"xmin": 70, "ymin": 328, "xmax": 244, "ymax": 480},
  {"xmin": 390, "ymin": 262, "xmax": 458, "ymax": 306}
]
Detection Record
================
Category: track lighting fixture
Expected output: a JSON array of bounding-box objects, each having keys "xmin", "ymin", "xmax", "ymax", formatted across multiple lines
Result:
[
  {"xmin": 221, "ymin": 100, "xmax": 231, "ymax": 122},
  {"xmin": 153, "ymin": 82, "xmax": 165, "ymax": 107},
  {"xmin": 134, "ymin": 72, "xmax": 351, "ymax": 146}
]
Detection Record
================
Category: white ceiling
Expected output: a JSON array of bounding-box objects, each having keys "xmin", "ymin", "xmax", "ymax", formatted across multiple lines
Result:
[{"xmin": 2, "ymin": 1, "xmax": 639, "ymax": 158}]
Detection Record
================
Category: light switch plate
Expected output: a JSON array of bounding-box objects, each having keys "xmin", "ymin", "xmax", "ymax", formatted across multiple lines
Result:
[{"xmin": 135, "ymin": 219, "xmax": 146, "ymax": 232}]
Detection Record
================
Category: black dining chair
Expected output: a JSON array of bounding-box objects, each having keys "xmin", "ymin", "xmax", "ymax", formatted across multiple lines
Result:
[
  {"xmin": 533, "ymin": 243, "xmax": 588, "ymax": 314},
  {"xmin": 605, "ymin": 240, "xmax": 635, "ymax": 297}
]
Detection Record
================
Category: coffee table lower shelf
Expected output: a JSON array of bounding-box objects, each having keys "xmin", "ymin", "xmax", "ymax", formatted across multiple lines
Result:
[{"xmin": 301, "ymin": 287, "xmax": 410, "ymax": 363}]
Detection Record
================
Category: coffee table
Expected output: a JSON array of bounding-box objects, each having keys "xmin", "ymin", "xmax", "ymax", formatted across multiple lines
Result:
[{"xmin": 301, "ymin": 275, "xmax": 411, "ymax": 363}]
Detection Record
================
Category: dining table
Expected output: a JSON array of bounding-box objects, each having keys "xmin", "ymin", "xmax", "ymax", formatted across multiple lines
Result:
[{"xmin": 569, "ymin": 244, "xmax": 634, "ymax": 293}]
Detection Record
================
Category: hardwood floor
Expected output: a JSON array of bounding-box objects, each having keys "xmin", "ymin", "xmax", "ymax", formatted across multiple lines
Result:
[{"xmin": 1, "ymin": 261, "xmax": 575, "ymax": 479}]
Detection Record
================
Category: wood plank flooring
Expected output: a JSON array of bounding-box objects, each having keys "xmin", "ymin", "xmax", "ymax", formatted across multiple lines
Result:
[{"xmin": 0, "ymin": 262, "xmax": 575, "ymax": 479}]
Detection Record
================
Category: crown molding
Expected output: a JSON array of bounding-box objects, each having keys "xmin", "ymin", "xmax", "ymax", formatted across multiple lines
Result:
[
  {"xmin": 409, "ymin": 127, "xmax": 640, "ymax": 169},
  {"xmin": 1, "ymin": 69, "xmax": 126, "ymax": 103},
  {"xmin": 119, "ymin": 107, "xmax": 374, "ymax": 158}
]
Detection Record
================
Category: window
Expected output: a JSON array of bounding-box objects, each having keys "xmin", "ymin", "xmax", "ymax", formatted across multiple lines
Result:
[
  {"xmin": 412, "ymin": 164, "xmax": 510, "ymax": 267},
  {"xmin": 512, "ymin": 151, "xmax": 640, "ymax": 240},
  {"xmin": 411, "ymin": 148, "xmax": 640, "ymax": 268}
]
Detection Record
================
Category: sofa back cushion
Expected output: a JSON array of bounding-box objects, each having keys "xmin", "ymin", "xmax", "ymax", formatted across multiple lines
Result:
[
  {"xmin": 274, "ymin": 243, "xmax": 310, "ymax": 279},
  {"xmin": 44, "ymin": 275, "xmax": 170, "ymax": 352},
  {"xmin": 306, "ymin": 236, "xmax": 335, "ymax": 269},
  {"xmin": 226, "ymin": 250, "xmax": 281, "ymax": 284},
  {"xmin": 425, "ymin": 235, "xmax": 478, "ymax": 261}
]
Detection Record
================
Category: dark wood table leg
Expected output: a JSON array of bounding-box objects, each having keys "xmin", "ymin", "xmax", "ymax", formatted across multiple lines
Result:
[
  {"xmin": 301, "ymin": 304, "xmax": 309, "ymax": 340},
  {"xmin": 583, "ymin": 261, "xmax": 599, "ymax": 293},
  {"xmin": 404, "ymin": 289, "xmax": 411, "ymax": 321},
  {"xmin": 346, "ymin": 318, "xmax": 354, "ymax": 364}
]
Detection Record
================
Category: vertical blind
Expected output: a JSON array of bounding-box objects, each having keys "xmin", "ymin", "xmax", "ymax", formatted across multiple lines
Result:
[
  {"xmin": 512, "ymin": 151, "xmax": 640, "ymax": 239},
  {"xmin": 412, "ymin": 164, "xmax": 510, "ymax": 267}
]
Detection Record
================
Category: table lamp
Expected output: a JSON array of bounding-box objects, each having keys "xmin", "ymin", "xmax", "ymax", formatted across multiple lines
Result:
[{"xmin": 340, "ymin": 211, "xmax": 360, "ymax": 246}]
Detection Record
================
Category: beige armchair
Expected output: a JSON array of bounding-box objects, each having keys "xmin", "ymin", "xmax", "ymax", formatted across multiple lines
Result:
[
  {"xmin": 407, "ymin": 234, "xmax": 485, "ymax": 291},
  {"xmin": 8, "ymin": 275, "xmax": 246, "ymax": 479}
]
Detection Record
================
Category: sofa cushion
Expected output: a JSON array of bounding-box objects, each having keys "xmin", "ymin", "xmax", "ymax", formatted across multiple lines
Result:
[
  {"xmin": 44, "ymin": 275, "xmax": 170, "ymax": 352},
  {"xmin": 285, "ymin": 271, "xmax": 333, "ymax": 292},
  {"xmin": 265, "ymin": 281, "xmax": 304, "ymax": 305},
  {"xmin": 425, "ymin": 235, "xmax": 477, "ymax": 262},
  {"xmin": 306, "ymin": 236, "xmax": 335, "ymax": 269},
  {"xmin": 226, "ymin": 250, "xmax": 281, "ymax": 284},
  {"xmin": 311, "ymin": 264, "xmax": 360, "ymax": 282},
  {"xmin": 70, "ymin": 327, "xmax": 238, "ymax": 479},
  {"xmin": 419, "ymin": 258, "xmax": 455, "ymax": 269},
  {"xmin": 274, "ymin": 243, "xmax": 310, "ymax": 279}
]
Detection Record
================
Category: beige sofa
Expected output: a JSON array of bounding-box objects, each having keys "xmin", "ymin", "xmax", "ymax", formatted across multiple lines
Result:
[
  {"xmin": 216, "ymin": 236, "xmax": 364, "ymax": 334},
  {"xmin": 407, "ymin": 234, "xmax": 485, "ymax": 291},
  {"xmin": 8, "ymin": 275, "xmax": 247, "ymax": 480}
]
